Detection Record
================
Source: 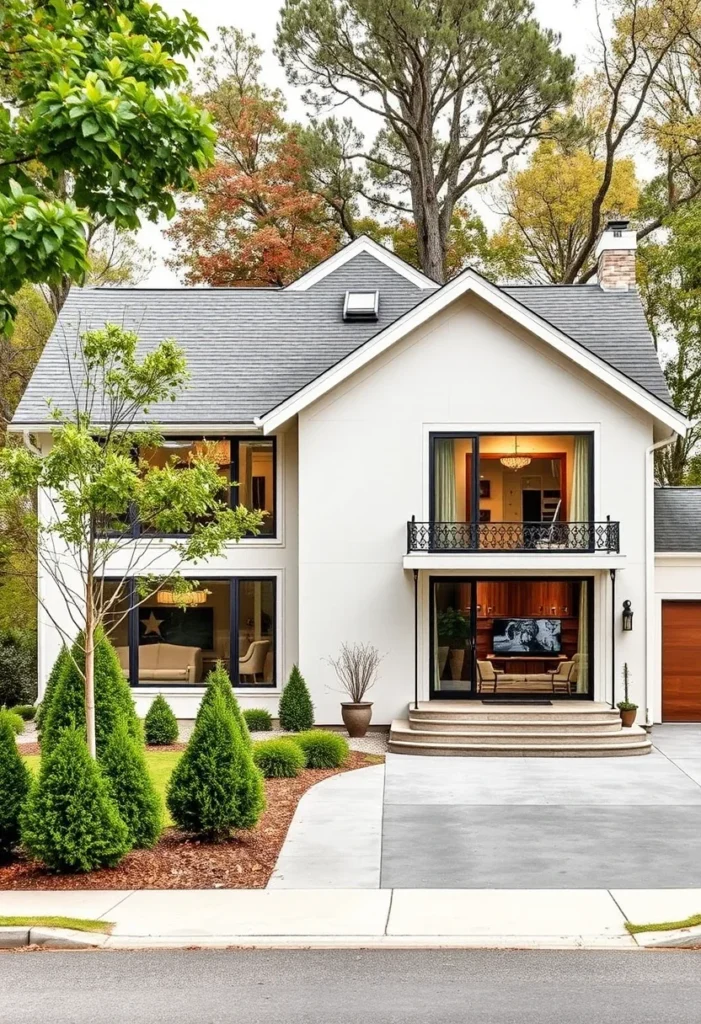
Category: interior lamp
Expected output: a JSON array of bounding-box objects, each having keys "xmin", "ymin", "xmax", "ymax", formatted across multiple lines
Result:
[
  {"xmin": 156, "ymin": 589, "xmax": 207, "ymax": 606},
  {"xmin": 500, "ymin": 437, "xmax": 532, "ymax": 472}
]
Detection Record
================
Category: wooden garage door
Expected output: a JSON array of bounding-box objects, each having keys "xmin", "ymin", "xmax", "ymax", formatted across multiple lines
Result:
[{"xmin": 663, "ymin": 601, "xmax": 701, "ymax": 721}]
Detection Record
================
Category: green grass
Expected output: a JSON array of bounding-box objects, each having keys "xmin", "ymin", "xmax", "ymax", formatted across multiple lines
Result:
[
  {"xmin": 24, "ymin": 750, "xmax": 183, "ymax": 828},
  {"xmin": 626, "ymin": 913, "xmax": 701, "ymax": 935},
  {"xmin": 0, "ymin": 915, "xmax": 113, "ymax": 934}
]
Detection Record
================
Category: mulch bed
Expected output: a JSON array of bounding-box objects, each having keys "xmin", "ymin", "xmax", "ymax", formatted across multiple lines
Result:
[{"xmin": 0, "ymin": 751, "xmax": 381, "ymax": 891}]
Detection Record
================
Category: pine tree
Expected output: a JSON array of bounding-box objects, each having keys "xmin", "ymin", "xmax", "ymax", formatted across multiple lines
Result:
[
  {"xmin": 101, "ymin": 721, "xmax": 162, "ymax": 849},
  {"xmin": 144, "ymin": 694, "xmax": 179, "ymax": 745},
  {"xmin": 198, "ymin": 662, "xmax": 251, "ymax": 748},
  {"xmin": 36, "ymin": 646, "xmax": 70, "ymax": 742},
  {"xmin": 21, "ymin": 725, "xmax": 129, "ymax": 871},
  {"xmin": 278, "ymin": 665, "xmax": 314, "ymax": 732},
  {"xmin": 167, "ymin": 691, "xmax": 265, "ymax": 839},
  {"xmin": 0, "ymin": 712, "xmax": 32, "ymax": 859}
]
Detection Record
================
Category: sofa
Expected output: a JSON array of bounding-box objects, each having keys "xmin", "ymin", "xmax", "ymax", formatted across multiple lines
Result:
[{"xmin": 116, "ymin": 643, "xmax": 203, "ymax": 684}]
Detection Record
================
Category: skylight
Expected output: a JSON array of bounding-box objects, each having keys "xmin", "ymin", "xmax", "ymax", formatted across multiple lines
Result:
[{"xmin": 343, "ymin": 290, "xmax": 379, "ymax": 321}]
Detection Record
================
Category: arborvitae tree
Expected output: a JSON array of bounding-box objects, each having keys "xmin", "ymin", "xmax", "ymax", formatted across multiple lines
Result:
[
  {"xmin": 0, "ymin": 712, "xmax": 32, "ymax": 859},
  {"xmin": 278, "ymin": 665, "xmax": 314, "ymax": 732},
  {"xmin": 21, "ymin": 725, "xmax": 129, "ymax": 872},
  {"xmin": 42, "ymin": 628, "xmax": 139, "ymax": 757},
  {"xmin": 144, "ymin": 694, "xmax": 179, "ymax": 745},
  {"xmin": 101, "ymin": 721, "xmax": 162, "ymax": 849},
  {"xmin": 36, "ymin": 645, "xmax": 70, "ymax": 742},
  {"xmin": 167, "ymin": 691, "xmax": 265, "ymax": 839},
  {"xmin": 198, "ymin": 662, "xmax": 251, "ymax": 748}
]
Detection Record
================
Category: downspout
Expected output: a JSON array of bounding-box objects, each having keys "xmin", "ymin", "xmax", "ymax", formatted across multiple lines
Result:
[
  {"xmin": 22, "ymin": 430, "xmax": 42, "ymax": 457},
  {"xmin": 645, "ymin": 430, "xmax": 678, "ymax": 726}
]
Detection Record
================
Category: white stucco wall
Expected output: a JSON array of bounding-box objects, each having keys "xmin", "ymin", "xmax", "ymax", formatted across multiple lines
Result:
[
  {"xmin": 296, "ymin": 294, "xmax": 654, "ymax": 725},
  {"xmin": 37, "ymin": 423, "xmax": 299, "ymax": 718}
]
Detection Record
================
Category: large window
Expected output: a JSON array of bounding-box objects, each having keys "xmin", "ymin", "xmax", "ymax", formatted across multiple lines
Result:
[
  {"xmin": 134, "ymin": 436, "xmax": 276, "ymax": 538},
  {"xmin": 99, "ymin": 577, "xmax": 276, "ymax": 688}
]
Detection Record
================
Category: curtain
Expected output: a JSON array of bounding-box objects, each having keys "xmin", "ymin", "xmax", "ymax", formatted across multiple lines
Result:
[
  {"xmin": 434, "ymin": 438, "xmax": 457, "ymax": 521},
  {"xmin": 575, "ymin": 582, "xmax": 589, "ymax": 694},
  {"xmin": 568, "ymin": 436, "xmax": 590, "ymax": 522}
]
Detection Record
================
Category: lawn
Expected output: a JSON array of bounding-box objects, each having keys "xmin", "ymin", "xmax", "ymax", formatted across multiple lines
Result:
[{"xmin": 24, "ymin": 750, "xmax": 183, "ymax": 827}]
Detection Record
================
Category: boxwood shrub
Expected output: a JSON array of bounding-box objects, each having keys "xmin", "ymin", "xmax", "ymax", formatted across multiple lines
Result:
[
  {"xmin": 12, "ymin": 705, "xmax": 37, "ymax": 721},
  {"xmin": 0, "ymin": 709, "xmax": 24, "ymax": 736},
  {"xmin": 292, "ymin": 730, "xmax": 349, "ymax": 769},
  {"xmin": 243, "ymin": 708, "xmax": 273, "ymax": 732},
  {"xmin": 144, "ymin": 694, "xmax": 179, "ymax": 745},
  {"xmin": 253, "ymin": 738, "xmax": 306, "ymax": 778}
]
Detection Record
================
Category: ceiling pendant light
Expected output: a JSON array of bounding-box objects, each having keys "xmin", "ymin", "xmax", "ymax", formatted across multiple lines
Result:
[{"xmin": 500, "ymin": 436, "xmax": 532, "ymax": 472}]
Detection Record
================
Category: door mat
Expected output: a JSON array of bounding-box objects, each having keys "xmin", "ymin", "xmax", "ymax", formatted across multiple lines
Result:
[{"xmin": 482, "ymin": 700, "xmax": 553, "ymax": 706}]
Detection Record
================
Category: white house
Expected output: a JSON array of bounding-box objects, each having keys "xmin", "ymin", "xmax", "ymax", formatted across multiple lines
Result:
[{"xmin": 12, "ymin": 223, "xmax": 701, "ymax": 755}]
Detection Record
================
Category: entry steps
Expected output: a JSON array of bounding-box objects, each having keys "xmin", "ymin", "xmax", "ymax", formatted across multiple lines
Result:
[{"xmin": 388, "ymin": 701, "xmax": 652, "ymax": 757}]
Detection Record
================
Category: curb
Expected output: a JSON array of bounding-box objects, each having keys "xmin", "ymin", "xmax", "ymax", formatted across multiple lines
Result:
[
  {"xmin": 0, "ymin": 926, "xmax": 110, "ymax": 950},
  {"xmin": 633, "ymin": 925, "xmax": 701, "ymax": 949}
]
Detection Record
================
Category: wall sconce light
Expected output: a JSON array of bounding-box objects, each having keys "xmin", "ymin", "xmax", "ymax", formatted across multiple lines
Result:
[{"xmin": 622, "ymin": 600, "xmax": 633, "ymax": 631}]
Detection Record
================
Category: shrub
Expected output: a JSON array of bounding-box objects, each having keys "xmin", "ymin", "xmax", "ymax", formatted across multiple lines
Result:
[
  {"xmin": 36, "ymin": 646, "xmax": 70, "ymax": 741},
  {"xmin": 0, "ymin": 712, "xmax": 32, "ymax": 859},
  {"xmin": 167, "ymin": 691, "xmax": 265, "ymax": 839},
  {"xmin": 0, "ymin": 627, "xmax": 37, "ymax": 708},
  {"xmin": 101, "ymin": 722, "xmax": 162, "ymax": 849},
  {"xmin": 0, "ymin": 709, "xmax": 24, "ymax": 735},
  {"xmin": 278, "ymin": 665, "xmax": 314, "ymax": 732},
  {"xmin": 21, "ymin": 725, "xmax": 130, "ymax": 872},
  {"xmin": 42, "ymin": 628, "xmax": 140, "ymax": 757},
  {"xmin": 144, "ymin": 695, "xmax": 179, "ymax": 745},
  {"xmin": 253, "ymin": 738, "xmax": 306, "ymax": 778},
  {"xmin": 243, "ymin": 708, "xmax": 273, "ymax": 732},
  {"xmin": 292, "ymin": 730, "xmax": 349, "ymax": 769},
  {"xmin": 199, "ymin": 663, "xmax": 251, "ymax": 748},
  {"xmin": 13, "ymin": 705, "xmax": 37, "ymax": 721}
]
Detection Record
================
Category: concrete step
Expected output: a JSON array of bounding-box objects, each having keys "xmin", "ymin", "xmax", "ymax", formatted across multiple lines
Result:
[
  {"xmin": 408, "ymin": 701, "xmax": 620, "ymax": 725},
  {"xmin": 388, "ymin": 719, "xmax": 652, "ymax": 758},
  {"xmin": 407, "ymin": 716, "xmax": 623, "ymax": 735}
]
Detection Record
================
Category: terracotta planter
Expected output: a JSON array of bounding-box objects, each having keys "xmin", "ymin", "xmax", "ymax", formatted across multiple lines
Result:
[
  {"xmin": 449, "ymin": 648, "xmax": 465, "ymax": 681},
  {"xmin": 341, "ymin": 702, "xmax": 373, "ymax": 738},
  {"xmin": 620, "ymin": 707, "xmax": 637, "ymax": 728}
]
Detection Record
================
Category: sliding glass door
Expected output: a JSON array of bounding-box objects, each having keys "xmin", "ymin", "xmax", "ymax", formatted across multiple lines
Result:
[{"xmin": 431, "ymin": 580, "xmax": 476, "ymax": 697}]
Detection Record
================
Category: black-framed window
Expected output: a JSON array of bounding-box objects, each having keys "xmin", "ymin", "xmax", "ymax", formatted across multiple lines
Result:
[
  {"xmin": 124, "ymin": 436, "xmax": 277, "ymax": 538},
  {"xmin": 99, "ymin": 576, "xmax": 277, "ymax": 688}
]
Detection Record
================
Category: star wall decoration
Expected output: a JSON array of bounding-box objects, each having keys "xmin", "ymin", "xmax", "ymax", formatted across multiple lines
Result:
[{"xmin": 141, "ymin": 611, "xmax": 164, "ymax": 636}]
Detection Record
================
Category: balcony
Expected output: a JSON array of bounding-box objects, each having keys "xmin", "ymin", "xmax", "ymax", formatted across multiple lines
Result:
[{"xmin": 406, "ymin": 519, "xmax": 620, "ymax": 554}]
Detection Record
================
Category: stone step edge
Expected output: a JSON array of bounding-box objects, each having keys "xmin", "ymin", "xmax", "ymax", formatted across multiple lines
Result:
[
  {"xmin": 388, "ymin": 738, "xmax": 653, "ymax": 753},
  {"xmin": 407, "ymin": 716, "xmax": 622, "ymax": 728}
]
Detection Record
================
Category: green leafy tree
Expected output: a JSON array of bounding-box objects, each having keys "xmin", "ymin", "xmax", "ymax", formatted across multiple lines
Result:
[
  {"xmin": 21, "ymin": 724, "xmax": 130, "ymax": 872},
  {"xmin": 278, "ymin": 665, "xmax": 315, "ymax": 732},
  {"xmin": 0, "ymin": 323, "xmax": 264, "ymax": 757},
  {"xmin": 0, "ymin": 0, "xmax": 216, "ymax": 331},
  {"xmin": 276, "ymin": 0, "xmax": 574, "ymax": 282},
  {"xmin": 0, "ymin": 626, "xmax": 36, "ymax": 708},
  {"xmin": 0, "ymin": 711, "xmax": 32, "ymax": 859},
  {"xmin": 144, "ymin": 694, "xmax": 179, "ymax": 745},
  {"xmin": 101, "ymin": 721, "xmax": 162, "ymax": 849},
  {"xmin": 167, "ymin": 690, "xmax": 265, "ymax": 839}
]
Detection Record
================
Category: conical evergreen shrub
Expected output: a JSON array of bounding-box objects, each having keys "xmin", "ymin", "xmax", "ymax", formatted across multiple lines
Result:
[
  {"xmin": 278, "ymin": 665, "xmax": 314, "ymax": 732},
  {"xmin": 144, "ymin": 694, "xmax": 179, "ymax": 745},
  {"xmin": 101, "ymin": 721, "xmax": 162, "ymax": 849},
  {"xmin": 0, "ymin": 712, "xmax": 32, "ymax": 860},
  {"xmin": 198, "ymin": 662, "xmax": 251, "ymax": 748},
  {"xmin": 36, "ymin": 645, "xmax": 70, "ymax": 742},
  {"xmin": 166, "ymin": 691, "xmax": 265, "ymax": 839},
  {"xmin": 42, "ymin": 628, "xmax": 139, "ymax": 757},
  {"xmin": 21, "ymin": 725, "xmax": 129, "ymax": 871}
]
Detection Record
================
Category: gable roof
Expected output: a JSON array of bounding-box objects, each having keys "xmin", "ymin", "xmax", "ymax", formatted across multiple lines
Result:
[
  {"xmin": 655, "ymin": 488, "xmax": 701, "ymax": 552},
  {"xmin": 11, "ymin": 238, "xmax": 681, "ymax": 434}
]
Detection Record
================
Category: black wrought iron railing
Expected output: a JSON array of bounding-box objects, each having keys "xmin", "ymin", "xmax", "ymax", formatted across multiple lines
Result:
[{"xmin": 406, "ymin": 518, "xmax": 620, "ymax": 554}]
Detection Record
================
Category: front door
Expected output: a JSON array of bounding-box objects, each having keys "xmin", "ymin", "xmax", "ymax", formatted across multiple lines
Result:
[{"xmin": 431, "ymin": 579, "xmax": 476, "ymax": 698}]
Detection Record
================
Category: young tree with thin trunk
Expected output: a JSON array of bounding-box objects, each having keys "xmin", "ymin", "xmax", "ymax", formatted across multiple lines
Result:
[
  {"xmin": 275, "ymin": 0, "xmax": 574, "ymax": 282},
  {"xmin": 0, "ymin": 323, "xmax": 264, "ymax": 757}
]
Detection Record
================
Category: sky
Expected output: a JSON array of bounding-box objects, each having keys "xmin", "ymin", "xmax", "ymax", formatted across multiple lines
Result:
[{"xmin": 139, "ymin": 0, "xmax": 602, "ymax": 285}]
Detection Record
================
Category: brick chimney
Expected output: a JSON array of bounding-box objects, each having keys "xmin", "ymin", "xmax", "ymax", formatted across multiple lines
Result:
[{"xmin": 595, "ymin": 218, "xmax": 637, "ymax": 290}]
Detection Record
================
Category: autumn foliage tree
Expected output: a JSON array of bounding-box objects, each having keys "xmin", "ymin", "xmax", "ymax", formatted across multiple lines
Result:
[{"xmin": 168, "ymin": 29, "xmax": 341, "ymax": 287}]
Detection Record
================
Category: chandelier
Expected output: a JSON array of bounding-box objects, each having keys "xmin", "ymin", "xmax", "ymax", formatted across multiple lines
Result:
[{"xmin": 500, "ymin": 437, "xmax": 532, "ymax": 472}]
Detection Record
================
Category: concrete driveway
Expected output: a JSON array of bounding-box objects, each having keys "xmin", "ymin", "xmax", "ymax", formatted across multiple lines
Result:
[{"xmin": 381, "ymin": 725, "xmax": 701, "ymax": 889}]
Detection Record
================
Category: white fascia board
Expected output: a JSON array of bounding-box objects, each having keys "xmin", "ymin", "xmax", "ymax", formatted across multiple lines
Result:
[
  {"xmin": 403, "ymin": 553, "xmax": 627, "ymax": 571},
  {"xmin": 285, "ymin": 235, "xmax": 437, "ymax": 292},
  {"xmin": 655, "ymin": 552, "xmax": 701, "ymax": 561},
  {"xmin": 8, "ymin": 422, "xmax": 263, "ymax": 435},
  {"xmin": 260, "ymin": 268, "xmax": 688, "ymax": 435}
]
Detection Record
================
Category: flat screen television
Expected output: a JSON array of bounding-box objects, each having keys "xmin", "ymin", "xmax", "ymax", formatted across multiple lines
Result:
[{"xmin": 493, "ymin": 617, "xmax": 562, "ymax": 655}]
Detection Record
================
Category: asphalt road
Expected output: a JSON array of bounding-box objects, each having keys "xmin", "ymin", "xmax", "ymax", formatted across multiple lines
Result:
[{"xmin": 1, "ymin": 948, "xmax": 700, "ymax": 1023}]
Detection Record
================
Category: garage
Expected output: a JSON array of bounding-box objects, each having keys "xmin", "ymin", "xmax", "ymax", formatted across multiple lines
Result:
[{"xmin": 662, "ymin": 600, "xmax": 701, "ymax": 721}]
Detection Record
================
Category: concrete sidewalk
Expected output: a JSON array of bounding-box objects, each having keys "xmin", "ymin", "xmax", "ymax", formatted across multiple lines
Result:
[{"xmin": 3, "ymin": 888, "xmax": 701, "ymax": 949}]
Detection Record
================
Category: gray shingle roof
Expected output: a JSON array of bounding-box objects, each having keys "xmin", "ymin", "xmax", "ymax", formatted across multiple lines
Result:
[
  {"xmin": 12, "ymin": 250, "xmax": 672, "ymax": 427},
  {"xmin": 655, "ymin": 488, "xmax": 701, "ymax": 552}
]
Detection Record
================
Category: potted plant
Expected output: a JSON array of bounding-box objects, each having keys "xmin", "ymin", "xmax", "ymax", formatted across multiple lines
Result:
[
  {"xmin": 617, "ymin": 663, "xmax": 638, "ymax": 727},
  {"xmin": 437, "ymin": 607, "xmax": 471, "ymax": 681},
  {"xmin": 328, "ymin": 642, "xmax": 384, "ymax": 737}
]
